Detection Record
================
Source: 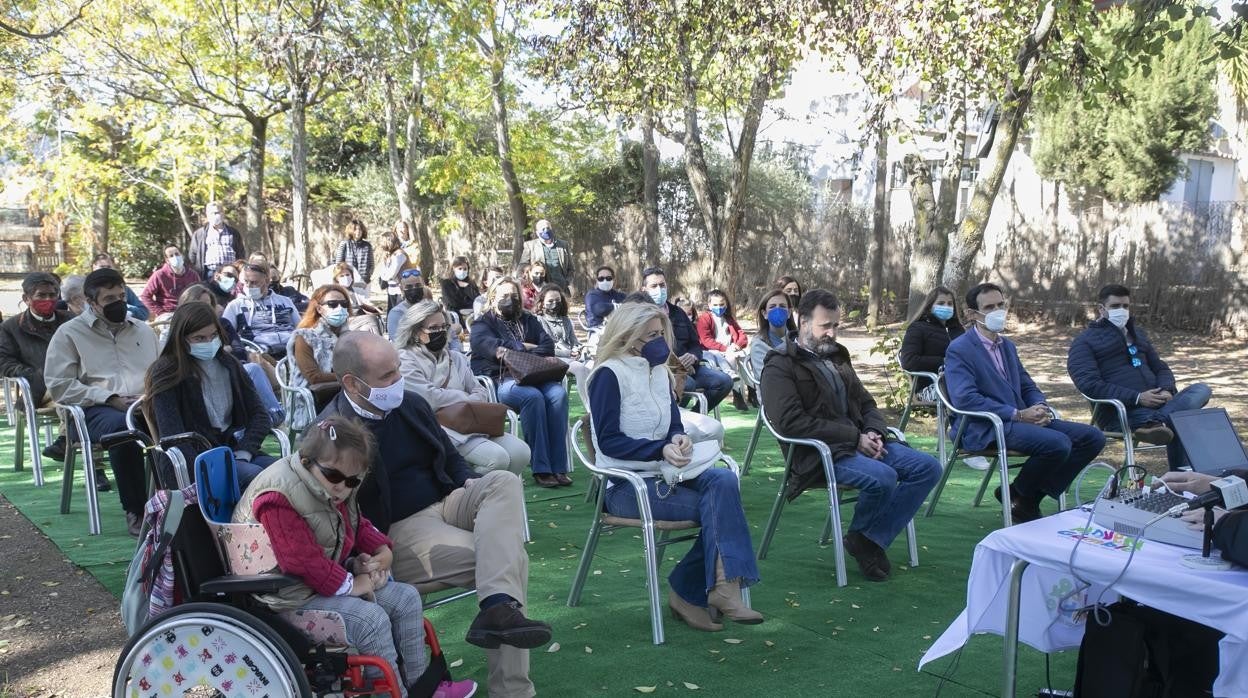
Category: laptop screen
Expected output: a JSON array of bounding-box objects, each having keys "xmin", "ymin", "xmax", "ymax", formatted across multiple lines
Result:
[{"xmin": 1170, "ymin": 408, "xmax": 1248, "ymax": 474}]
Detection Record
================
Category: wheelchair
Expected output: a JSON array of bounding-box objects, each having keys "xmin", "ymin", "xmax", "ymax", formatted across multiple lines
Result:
[{"xmin": 104, "ymin": 429, "xmax": 451, "ymax": 698}]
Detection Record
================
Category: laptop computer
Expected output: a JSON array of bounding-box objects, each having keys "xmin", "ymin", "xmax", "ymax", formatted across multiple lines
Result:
[{"xmin": 1092, "ymin": 408, "xmax": 1246, "ymax": 549}]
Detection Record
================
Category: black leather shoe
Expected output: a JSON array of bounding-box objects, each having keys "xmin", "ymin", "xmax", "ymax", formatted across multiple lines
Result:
[
  {"xmin": 732, "ymin": 391, "xmax": 749, "ymax": 411},
  {"xmin": 41, "ymin": 435, "xmax": 66, "ymax": 462},
  {"xmin": 465, "ymin": 600, "xmax": 552, "ymax": 649},
  {"xmin": 126, "ymin": 511, "xmax": 143, "ymax": 537},
  {"xmin": 994, "ymin": 485, "xmax": 1043, "ymax": 525},
  {"xmin": 94, "ymin": 468, "xmax": 112, "ymax": 492},
  {"xmin": 554, "ymin": 473, "xmax": 573, "ymax": 487},
  {"xmin": 533, "ymin": 473, "xmax": 559, "ymax": 488},
  {"xmin": 842, "ymin": 531, "xmax": 890, "ymax": 582}
]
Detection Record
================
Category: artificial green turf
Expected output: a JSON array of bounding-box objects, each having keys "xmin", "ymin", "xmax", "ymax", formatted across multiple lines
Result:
[{"xmin": 0, "ymin": 404, "xmax": 1082, "ymax": 696}]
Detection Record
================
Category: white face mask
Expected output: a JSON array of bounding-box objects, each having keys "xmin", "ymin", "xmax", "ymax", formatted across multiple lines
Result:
[
  {"xmin": 209, "ymin": 212, "xmax": 224, "ymax": 227},
  {"xmin": 338, "ymin": 276, "xmax": 354, "ymax": 288},
  {"xmin": 169, "ymin": 255, "xmax": 184, "ymax": 270},
  {"xmin": 454, "ymin": 269, "xmax": 468, "ymax": 281},
  {"xmin": 597, "ymin": 279, "xmax": 614, "ymax": 292},
  {"xmin": 246, "ymin": 287, "xmax": 264, "ymax": 300},
  {"xmin": 1106, "ymin": 307, "xmax": 1129, "ymax": 329},
  {"xmin": 981, "ymin": 308, "xmax": 1008, "ymax": 333},
  {"xmin": 354, "ymin": 375, "xmax": 405, "ymax": 413}
]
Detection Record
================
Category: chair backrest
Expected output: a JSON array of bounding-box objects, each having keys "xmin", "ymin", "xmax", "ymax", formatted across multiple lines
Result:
[
  {"xmin": 214, "ymin": 520, "xmax": 281, "ymax": 576},
  {"xmin": 195, "ymin": 446, "xmax": 241, "ymax": 525},
  {"xmin": 739, "ymin": 357, "xmax": 760, "ymax": 391},
  {"xmin": 569, "ymin": 418, "xmax": 603, "ymax": 475},
  {"xmin": 275, "ymin": 356, "xmax": 295, "ymax": 389}
]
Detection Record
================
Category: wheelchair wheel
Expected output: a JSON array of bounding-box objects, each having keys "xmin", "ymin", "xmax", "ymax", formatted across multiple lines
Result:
[{"xmin": 113, "ymin": 602, "xmax": 312, "ymax": 697}]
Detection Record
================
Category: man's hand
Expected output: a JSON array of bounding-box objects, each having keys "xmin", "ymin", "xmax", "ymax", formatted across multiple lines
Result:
[
  {"xmin": 1180, "ymin": 506, "xmax": 1228, "ymax": 531},
  {"xmin": 678, "ymin": 353, "xmax": 698, "ymax": 368},
  {"xmin": 1017, "ymin": 405, "xmax": 1052, "ymax": 426},
  {"xmin": 1138, "ymin": 388, "xmax": 1168, "ymax": 408},
  {"xmin": 106, "ymin": 395, "xmax": 136, "ymax": 412},
  {"xmin": 857, "ymin": 432, "xmax": 886, "ymax": 459},
  {"xmin": 1160, "ymin": 470, "xmax": 1217, "ymax": 495}
]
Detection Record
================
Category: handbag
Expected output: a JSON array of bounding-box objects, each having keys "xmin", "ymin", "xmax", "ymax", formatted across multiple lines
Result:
[
  {"xmin": 501, "ymin": 348, "xmax": 569, "ymax": 386},
  {"xmin": 436, "ymin": 401, "xmax": 508, "ymax": 438},
  {"xmin": 667, "ymin": 353, "xmax": 689, "ymax": 399}
]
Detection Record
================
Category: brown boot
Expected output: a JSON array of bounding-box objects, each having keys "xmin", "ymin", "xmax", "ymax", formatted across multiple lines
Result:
[
  {"xmin": 668, "ymin": 590, "xmax": 722, "ymax": 632},
  {"xmin": 707, "ymin": 558, "xmax": 764, "ymax": 624}
]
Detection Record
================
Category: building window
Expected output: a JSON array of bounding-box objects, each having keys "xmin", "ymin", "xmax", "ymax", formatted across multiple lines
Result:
[
  {"xmin": 960, "ymin": 158, "xmax": 980, "ymax": 183},
  {"xmin": 1183, "ymin": 159, "xmax": 1214, "ymax": 205},
  {"xmin": 889, "ymin": 159, "xmax": 943, "ymax": 188}
]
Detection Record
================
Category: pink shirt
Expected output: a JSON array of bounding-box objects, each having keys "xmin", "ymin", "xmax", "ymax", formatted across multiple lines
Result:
[{"xmin": 972, "ymin": 325, "xmax": 1008, "ymax": 380}]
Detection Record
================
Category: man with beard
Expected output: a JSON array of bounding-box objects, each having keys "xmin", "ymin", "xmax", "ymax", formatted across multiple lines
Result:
[{"xmin": 760, "ymin": 289, "xmax": 940, "ymax": 582}]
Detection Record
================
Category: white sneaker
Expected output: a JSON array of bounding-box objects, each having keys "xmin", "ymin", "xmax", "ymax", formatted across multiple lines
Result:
[{"xmin": 963, "ymin": 456, "xmax": 991, "ymax": 471}]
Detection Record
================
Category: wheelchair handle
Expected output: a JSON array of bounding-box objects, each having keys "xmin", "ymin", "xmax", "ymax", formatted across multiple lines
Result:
[{"xmin": 100, "ymin": 429, "xmax": 153, "ymax": 450}]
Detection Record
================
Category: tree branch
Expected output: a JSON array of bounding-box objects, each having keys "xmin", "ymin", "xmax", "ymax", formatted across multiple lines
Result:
[{"xmin": 0, "ymin": 0, "xmax": 93, "ymax": 40}]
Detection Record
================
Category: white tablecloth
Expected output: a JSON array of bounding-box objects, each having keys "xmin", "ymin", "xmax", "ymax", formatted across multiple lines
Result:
[{"xmin": 919, "ymin": 509, "xmax": 1248, "ymax": 696}]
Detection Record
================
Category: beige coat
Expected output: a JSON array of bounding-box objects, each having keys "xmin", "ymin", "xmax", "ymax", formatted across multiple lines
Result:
[{"xmin": 44, "ymin": 308, "xmax": 157, "ymax": 407}]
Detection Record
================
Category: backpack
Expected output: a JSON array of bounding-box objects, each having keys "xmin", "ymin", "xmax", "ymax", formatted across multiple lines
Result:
[
  {"xmin": 1074, "ymin": 600, "xmax": 1223, "ymax": 698},
  {"xmin": 120, "ymin": 486, "xmax": 196, "ymax": 636}
]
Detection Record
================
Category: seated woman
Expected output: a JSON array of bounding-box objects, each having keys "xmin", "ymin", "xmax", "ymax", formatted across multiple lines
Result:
[
  {"xmin": 519, "ymin": 262, "xmax": 543, "ymax": 311},
  {"xmin": 470, "ymin": 277, "xmax": 571, "ymax": 488},
  {"xmin": 749, "ymin": 289, "xmax": 793, "ymax": 380},
  {"xmin": 178, "ymin": 284, "xmax": 285, "ymax": 427},
  {"xmin": 144, "ymin": 301, "xmax": 278, "ymax": 488},
  {"xmin": 331, "ymin": 262, "xmax": 383, "ymax": 330},
  {"xmin": 395, "ymin": 300, "xmax": 531, "ymax": 475},
  {"xmin": 234, "ymin": 416, "xmax": 476, "ymax": 698},
  {"xmin": 206, "ymin": 262, "xmax": 241, "ymax": 308},
  {"xmin": 587, "ymin": 301, "xmax": 763, "ymax": 631},
  {"xmin": 695, "ymin": 289, "xmax": 749, "ymax": 410},
  {"xmin": 775, "ymin": 275, "xmax": 804, "ymax": 311},
  {"xmin": 288, "ymin": 284, "xmax": 353, "ymax": 411},
  {"xmin": 439, "ymin": 256, "xmax": 478, "ymax": 325},
  {"xmin": 535, "ymin": 284, "xmax": 585, "ymax": 362}
]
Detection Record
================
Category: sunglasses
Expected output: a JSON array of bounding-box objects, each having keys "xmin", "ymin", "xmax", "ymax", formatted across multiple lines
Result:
[
  {"xmin": 597, "ymin": 276, "xmax": 613, "ymax": 282},
  {"xmin": 322, "ymin": 300, "xmax": 349, "ymax": 309},
  {"xmin": 400, "ymin": 269, "xmax": 423, "ymax": 279},
  {"xmin": 313, "ymin": 461, "xmax": 363, "ymax": 488},
  {"xmin": 1127, "ymin": 343, "xmax": 1142, "ymax": 368}
]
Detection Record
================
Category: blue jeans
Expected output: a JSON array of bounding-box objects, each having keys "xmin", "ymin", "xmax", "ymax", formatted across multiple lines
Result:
[
  {"xmin": 604, "ymin": 468, "xmax": 759, "ymax": 607},
  {"xmin": 1122, "ymin": 383, "xmax": 1212, "ymax": 470},
  {"xmin": 235, "ymin": 453, "xmax": 277, "ymax": 490},
  {"xmin": 1005, "ymin": 419, "xmax": 1107, "ymax": 500},
  {"xmin": 243, "ymin": 362, "xmax": 286, "ymax": 427},
  {"xmin": 498, "ymin": 379, "xmax": 569, "ymax": 475},
  {"xmin": 834, "ymin": 443, "xmax": 941, "ymax": 549},
  {"xmin": 82, "ymin": 405, "xmax": 147, "ymax": 516},
  {"xmin": 683, "ymin": 363, "xmax": 734, "ymax": 410}
]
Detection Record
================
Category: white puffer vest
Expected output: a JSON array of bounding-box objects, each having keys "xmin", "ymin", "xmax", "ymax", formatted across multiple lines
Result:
[{"xmin": 588, "ymin": 355, "xmax": 673, "ymax": 475}]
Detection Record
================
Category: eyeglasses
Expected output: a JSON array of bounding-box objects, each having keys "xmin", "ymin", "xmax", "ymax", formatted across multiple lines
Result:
[
  {"xmin": 322, "ymin": 300, "xmax": 349, "ymax": 309},
  {"xmin": 597, "ymin": 276, "xmax": 613, "ymax": 282},
  {"xmin": 1127, "ymin": 343, "xmax": 1142, "ymax": 368},
  {"xmin": 313, "ymin": 461, "xmax": 363, "ymax": 488}
]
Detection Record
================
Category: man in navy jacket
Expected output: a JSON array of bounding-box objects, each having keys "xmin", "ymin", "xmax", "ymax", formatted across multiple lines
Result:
[
  {"xmin": 641, "ymin": 267, "xmax": 733, "ymax": 410},
  {"xmin": 945, "ymin": 283, "xmax": 1106, "ymax": 524},
  {"xmin": 1067, "ymin": 283, "xmax": 1212, "ymax": 469}
]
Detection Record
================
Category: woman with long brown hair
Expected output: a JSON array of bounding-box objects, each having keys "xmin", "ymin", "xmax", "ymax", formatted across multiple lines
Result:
[
  {"xmin": 333, "ymin": 218, "xmax": 374, "ymax": 284},
  {"xmin": 288, "ymin": 284, "xmax": 355, "ymax": 410},
  {"xmin": 144, "ymin": 301, "xmax": 276, "ymax": 488}
]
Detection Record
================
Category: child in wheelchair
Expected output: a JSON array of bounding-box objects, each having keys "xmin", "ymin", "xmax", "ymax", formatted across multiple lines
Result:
[{"xmin": 235, "ymin": 415, "xmax": 476, "ymax": 698}]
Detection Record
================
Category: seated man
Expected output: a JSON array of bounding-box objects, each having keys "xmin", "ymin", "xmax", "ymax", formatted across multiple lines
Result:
[
  {"xmin": 641, "ymin": 267, "xmax": 733, "ymax": 410},
  {"xmin": 321, "ymin": 332, "xmax": 550, "ymax": 698},
  {"xmin": 0, "ymin": 272, "xmax": 74, "ymax": 459},
  {"xmin": 1067, "ymin": 283, "xmax": 1211, "ymax": 469},
  {"xmin": 140, "ymin": 245, "xmax": 202, "ymax": 320},
  {"xmin": 59, "ymin": 274, "xmax": 87, "ymax": 316},
  {"xmin": 44, "ymin": 268, "xmax": 158, "ymax": 536},
  {"xmin": 946, "ymin": 282, "xmax": 1106, "ymax": 524},
  {"xmin": 90, "ymin": 253, "xmax": 150, "ymax": 321},
  {"xmin": 761, "ymin": 289, "xmax": 940, "ymax": 581},
  {"xmin": 223, "ymin": 262, "xmax": 299, "ymax": 358},
  {"xmin": 584, "ymin": 264, "xmax": 625, "ymax": 330}
]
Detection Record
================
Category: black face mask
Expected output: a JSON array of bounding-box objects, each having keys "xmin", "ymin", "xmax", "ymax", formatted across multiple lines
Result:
[
  {"xmin": 544, "ymin": 303, "xmax": 561, "ymax": 315},
  {"xmin": 786, "ymin": 293, "xmax": 800, "ymax": 310},
  {"xmin": 99, "ymin": 299, "xmax": 128, "ymax": 323},
  {"xmin": 497, "ymin": 297, "xmax": 518, "ymax": 320},
  {"xmin": 424, "ymin": 330, "xmax": 448, "ymax": 352},
  {"xmin": 403, "ymin": 286, "xmax": 424, "ymax": 304}
]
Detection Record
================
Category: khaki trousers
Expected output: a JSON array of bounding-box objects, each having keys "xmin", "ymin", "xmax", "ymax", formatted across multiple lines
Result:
[{"xmin": 389, "ymin": 470, "xmax": 534, "ymax": 698}]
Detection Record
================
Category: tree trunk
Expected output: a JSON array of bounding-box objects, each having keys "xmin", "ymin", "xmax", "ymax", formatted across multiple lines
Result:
[
  {"xmin": 91, "ymin": 191, "xmax": 110, "ymax": 255},
  {"xmin": 675, "ymin": 43, "xmax": 721, "ymax": 275},
  {"xmin": 904, "ymin": 152, "xmax": 943, "ymax": 314},
  {"xmin": 867, "ymin": 124, "xmax": 888, "ymax": 328},
  {"xmin": 486, "ymin": 52, "xmax": 527, "ymax": 265},
  {"xmin": 641, "ymin": 108, "xmax": 660, "ymax": 265},
  {"xmin": 941, "ymin": 0, "xmax": 1058, "ymax": 289},
  {"xmin": 720, "ymin": 57, "xmax": 776, "ymax": 304},
  {"xmin": 289, "ymin": 83, "xmax": 310, "ymax": 276},
  {"xmin": 244, "ymin": 115, "xmax": 268, "ymax": 257}
]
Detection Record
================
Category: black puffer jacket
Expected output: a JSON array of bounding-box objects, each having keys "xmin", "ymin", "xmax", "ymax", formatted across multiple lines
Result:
[
  {"xmin": 760, "ymin": 338, "xmax": 888, "ymax": 500},
  {"xmin": 899, "ymin": 314, "xmax": 966, "ymax": 387}
]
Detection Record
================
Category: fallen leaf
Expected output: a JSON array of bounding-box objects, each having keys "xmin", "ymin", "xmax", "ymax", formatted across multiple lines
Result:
[
  {"xmin": 850, "ymin": 603, "xmax": 860, "ymax": 609},
  {"xmin": 634, "ymin": 688, "xmax": 656, "ymax": 694},
  {"xmin": 449, "ymin": 659, "xmax": 463, "ymax": 668},
  {"xmin": 41, "ymin": 581, "xmax": 59, "ymax": 587},
  {"xmin": 547, "ymin": 642, "xmax": 561, "ymax": 653},
  {"xmin": 584, "ymin": 646, "xmax": 593, "ymax": 653},
  {"xmin": 872, "ymin": 626, "xmax": 880, "ymax": 632},
  {"xmin": 723, "ymin": 638, "xmax": 742, "ymax": 644},
  {"xmin": 764, "ymin": 640, "xmax": 775, "ymax": 647},
  {"xmin": 547, "ymin": 522, "xmax": 558, "ymax": 528},
  {"xmin": 0, "ymin": 615, "xmax": 14, "ymax": 622},
  {"xmin": 683, "ymin": 682, "xmax": 700, "ymax": 690}
]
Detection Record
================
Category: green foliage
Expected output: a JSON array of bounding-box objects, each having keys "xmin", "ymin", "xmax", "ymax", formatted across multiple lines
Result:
[
  {"xmin": 1033, "ymin": 12, "xmax": 1217, "ymax": 202},
  {"xmin": 108, "ymin": 189, "xmax": 183, "ymax": 277},
  {"xmin": 866, "ymin": 328, "xmax": 908, "ymax": 412}
]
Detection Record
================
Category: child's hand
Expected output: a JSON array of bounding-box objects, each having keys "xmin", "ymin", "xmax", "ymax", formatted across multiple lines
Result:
[
  {"xmin": 350, "ymin": 572, "xmax": 375, "ymax": 597},
  {"xmin": 354, "ymin": 553, "xmax": 380, "ymax": 576}
]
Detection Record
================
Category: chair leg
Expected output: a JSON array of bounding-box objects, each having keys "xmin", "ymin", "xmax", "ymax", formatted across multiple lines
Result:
[
  {"xmin": 584, "ymin": 476, "xmax": 600, "ymax": 503},
  {"xmin": 756, "ymin": 484, "xmax": 788, "ymax": 561},
  {"xmin": 59, "ymin": 426, "xmax": 77, "ymax": 515},
  {"xmin": 520, "ymin": 495, "xmax": 531, "ymax": 543},
  {"xmin": 924, "ymin": 451, "xmax": 959, "ymax": 518},
  {"xmin": 27, "ymin": 415, "xmax": 45, "ymax": 488},
  {"xmin": 78, "ymin": 415, "xmax": 101, "ymax": 536},
  {"xmin": 641, "ymin": 521, "xmax": 666, "ymax": 645},
  {"xmin": 827, "ymin": 488, "xmax": 847, "ymax": 588},
  {"xmin": 898, "ymin": 399, "xmax": 914, "ymax": 434},
  {"xmin": 905, "ymin": 520, "xmax": 919, "ymax": 568},
  {"xmin": 741, "ymin": 416, "xmax": 763, "ymax": 476},
  {"xmin": 567, "ymin": 519, "xmax": 604, "ymax": 607},
  {"xmin": 13, "ymin": 410, "xmax": 25, "ymax": 473},
  {"xmin": 971, "ymin": 462, "xmax": 997, "ymax": 507},
  {"xmin": 818, "ymin": 511, "xmax": 833, "ymax": 546}
]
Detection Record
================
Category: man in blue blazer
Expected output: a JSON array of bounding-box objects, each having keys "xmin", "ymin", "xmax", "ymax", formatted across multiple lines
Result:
[{"xmin": 945, "ymin": 283, "xmax": 1106, "ymax": 524}]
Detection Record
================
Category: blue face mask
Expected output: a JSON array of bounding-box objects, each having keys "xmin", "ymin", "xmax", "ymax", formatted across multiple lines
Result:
[
  {"xmin": 640, "ymin": 336, "xmax": 670, "ymax": 367},
  {"xmin": 931, "ymin": 305, "xmax": 955, "ymax": 321},
  {"xmin": 710, "ymin": 306, "xmax": 726, "ymax": 317},
  {"xmin": 648, "ymin": 288, "xmax": 668, "ymax": 306},
  {"xmin": 766, "ymin": 307, "xmax": 789, "ymax": 328},
  {"xmin": 324, "ymin": 307, "xmax": 349, "ymax": 327},
  {"xmin": 188, "ymin": 337, "xmax": 221, "ymax": 361}
]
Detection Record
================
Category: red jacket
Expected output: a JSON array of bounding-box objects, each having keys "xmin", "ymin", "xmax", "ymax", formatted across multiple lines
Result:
[
  {"xmin": 696, "ymin": 312, "xmax": 747, "ymax": 352},
  {"xmin": 254, "ymin": 492, "xmax": 392, "ymax": 596},
  {"xmin": 141, "ymin": 263, "xmax": 202, "ymax": 315}
]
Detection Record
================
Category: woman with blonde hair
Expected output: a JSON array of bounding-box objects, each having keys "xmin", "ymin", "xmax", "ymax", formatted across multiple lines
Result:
[
  {"xmin": 587, "ymin": 301, "xmax": 763, "ymax": 632},
  {"xmin": 470, "ymin": 276, "xmax": 571, "ymax": 487},
  {"xmin": 395, "ymin": 300, "xmax": 530, "ymax": 475}
]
